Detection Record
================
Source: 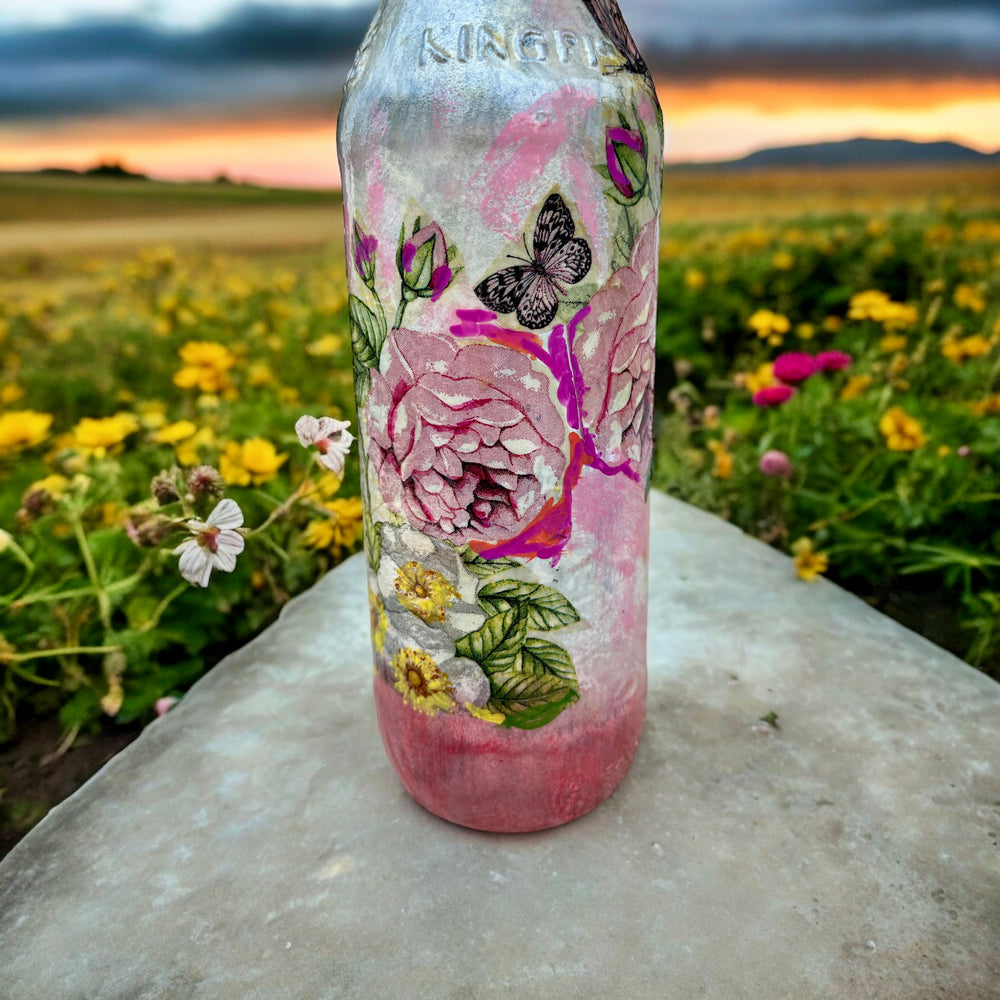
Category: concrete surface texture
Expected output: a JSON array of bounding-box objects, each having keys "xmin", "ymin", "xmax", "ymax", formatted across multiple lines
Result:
[{"xmin": 1, "ymin": 492, "xmax": 998, "ymax": 1000}]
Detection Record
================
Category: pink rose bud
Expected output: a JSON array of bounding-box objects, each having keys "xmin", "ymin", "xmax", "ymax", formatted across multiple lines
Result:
[
  {"xmin": 773, "ymin": 352, "xmax": 819, "ymax": 383},
  {"xmin": 957, "ymin": 445, "xmax": 971, "ymax": 457},
  {"xmin": 815, "ymin": 350, "xmax": 852, "ymax": 372},
  {"xmin": 759, "ymin": 449, "xmax": 793, "ymax": 477},
  {"xmin": 155, "ymin": 696, "xmax": 178, "ymax": 716},
  {"xmin": 753, "ymin": 385, "xmax": 796, "ymax": 407}
]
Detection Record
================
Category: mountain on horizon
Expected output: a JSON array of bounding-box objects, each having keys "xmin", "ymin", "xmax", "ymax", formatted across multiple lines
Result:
[{"xmin": 673, "ymin": 137, "xmax": 999, "ymax": 171}]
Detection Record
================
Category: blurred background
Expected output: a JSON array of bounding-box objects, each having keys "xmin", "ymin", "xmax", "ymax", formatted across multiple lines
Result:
[{"xmin": 1, "ymin": 0, "xmax": 998, "ymax": 185}]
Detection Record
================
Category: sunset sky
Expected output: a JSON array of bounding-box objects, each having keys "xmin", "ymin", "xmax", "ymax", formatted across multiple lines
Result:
[{"xmin": 1, "ymin": 0, "xmax": 998, "ymax": 188}]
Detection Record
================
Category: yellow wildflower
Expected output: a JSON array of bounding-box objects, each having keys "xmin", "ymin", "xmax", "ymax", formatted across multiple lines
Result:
[
  {"xmin": 72, "ymin": 413, "xmax": 140, "ymax": 458},
  {"xmin": 152, "ymin": 420, "xmax": 197, "ymax": 445},
  {"xmin": 27, "ymin": 473, "xmax": 70, "ymax": 500},
  {"xmin": 941, "ymin": 334, "xmax": 991, "ymax": 364},
  {"xmin": 923, "ymin": 223, "xmax": 953, "ymax": 246},
  {"xmin": 953, "ymin": 284, "xmax": 986, "ymax": 314},
  {"xmin": 772, "ymin": 250, "xmax": 794, "ymax": 271},
  {"xmin": 795, "ymin": 322, "xmax": 815, "ymax": 340},
  {"xmin": 0, "ymin": 410, "xmax": 53, "ymax": 454},
  {"xmin": 972, "ymin": 394, "xmax": 1000, "ymax": 416},
  {"xmin": 748, "ymin": 309, "xmax": 791, "ymax": 341},
  {"xmin": 304, "ymin": 472, "xmax": 345, "ymax": 499},
  {"xmin": 306, "ymin": 334, "xmax": 345, "ymax": 356},
  {"xmin": 848, "ymin": 290, "xmax": 918, "ymax": 330},
  {"xmin": 683, "ymin": 269, "xmax": 706, "ymax": 290},
  {"xmin": 173, "ymin": 341, "xmax": 236, "ymax": 393},
  {"xmin": 0, "ymin": 384, "xmax": 24, "ymax": 405},
  {"xmin": 937, "ymin": 445, "xmax": 951, "ymax": 458},
  {"xmin": 706, "ymin": 439, "xmax": 733, "ymax": 480},
  {"xmin": 392, "ymin": 647, "xmax": 454, "ymax": 716},
  {"xmin": 888, "ymin": 354, "xmax": 909, "ymax": 379},
  {"xmin": 822, "ymin": 315, "xmax": 843, "ymax": 333},
  {"xmin": 839, "ymin": 374, "xmax": 873, "ymax": 401},
  {"xmin": 247, "ymin": 362, "xmax": 275, "ymax": 388},
  {"xmin": 792, "ymin": 538, "xmax": 829, "ymax": 582},
  {"xmin": 220, "ymin": 438, "xmax": 288, "ymax": 486},
  {"xmin": 303, "ymin": 497, "xmax": 363, "ymax": 556},
  {"xmin": 743, "ymin": 362, "xmax": 777, "ymax": 395},
  {"xmin": 878, "ymin": 407, "xmax": 927, "ymax": 451},
  {"xmin": 175, "ymin": 427, "xmax": 215, "ymax": 467},
  {"xmin": 879, "ymin": 334, "xmax": 908, "ymax": 353}
]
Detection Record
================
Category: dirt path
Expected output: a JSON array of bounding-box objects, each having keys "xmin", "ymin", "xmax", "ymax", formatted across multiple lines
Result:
[{"xmin": 0, "ymin": 206, "xmax": 339, "ymax": 256}]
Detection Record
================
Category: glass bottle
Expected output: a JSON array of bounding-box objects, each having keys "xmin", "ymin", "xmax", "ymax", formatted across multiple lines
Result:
[{"xmin": 338, "ymin": 0, "xmax": 662, "ymax": 832}]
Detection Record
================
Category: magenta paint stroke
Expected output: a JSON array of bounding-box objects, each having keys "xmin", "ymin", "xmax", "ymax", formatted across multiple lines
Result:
[
  {"xmin": 605, "ymin": 126, "xmax": 643, "ymax": 199},
  {"xmin": 450, "ymin": 309, "xmax": 641, "ymax": 483}
]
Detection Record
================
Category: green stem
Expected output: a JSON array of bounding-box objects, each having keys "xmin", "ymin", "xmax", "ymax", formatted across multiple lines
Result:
[
  {"xmin": 248, "ymin": 480, "xmax": 309, "ymax": 536},
  {"xmin": 11, "ymin": 644, "xmax": 121, "ymax": 664},
  {"xmin": 70, "ymin": 512, "xmax": 112, "ymax": 636},
  {"xmin": 1, "ymin": 535, "xmax": 34, "ymax": 573},
  {"xmin": 4, "ymin": 661, "xmax": 62, "ymax": 687},
  {"xmin": 138, "ymin": 582, "xmax": 188, "ymax": 634},
  {"xmin": 7, "ymin": 573, "xmax": 144, "ymax": 609},
  {"xmin": 393, "ymin": 297, "xmax": 408, "ymax": 331}
]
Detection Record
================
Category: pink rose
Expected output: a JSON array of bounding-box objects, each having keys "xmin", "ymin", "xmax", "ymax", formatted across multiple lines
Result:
[
  {"xmin": 815, "ymin": 350, "xmax": 852, "ymax": 372},
  {"xmin": 367, "ymin": 329, "xmax": 567, "ymax": 544},
  {"xmin": 753, "ymin": 385, "xmax": 796, "ymax": 407},
  {"xmin": 773, "ymin": 351, "xmax": 818, "ymax": 383},
  {"xmin": 575, "ymin": 220, "xmax": 658, "ymax": 476}
]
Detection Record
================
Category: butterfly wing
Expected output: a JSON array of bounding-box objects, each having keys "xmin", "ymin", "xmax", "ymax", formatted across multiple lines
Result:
[
  {"xmin": 516, "ymin": 275, "xmax": 559, "ymax": 330},
  {"xmin": 475, "ymin": 265, "xmax": 537, "ymax": 314},
  {"xmin": 533, "ymin": 194, "xmax": 576, "ymax": 265},
  {"xmin": 546, "ymin": 238, "xmax": 592, "ymax": 286},
  {"xmin": 579, "ymin": 0, "xmax": 650, "ymax": 78}
]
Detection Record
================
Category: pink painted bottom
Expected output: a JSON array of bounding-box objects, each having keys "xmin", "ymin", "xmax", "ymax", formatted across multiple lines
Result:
[{"xmin": 374, "ymin": 674, "xmax": 646, "ymax": 833}]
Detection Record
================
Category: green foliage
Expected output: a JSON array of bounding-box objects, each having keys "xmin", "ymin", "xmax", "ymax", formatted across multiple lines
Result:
[
  {"xmin": 653, "ymin": 208, "xmax": 1000, "ymax": 676},
  {"xmin": 0, "ymin": 245, "xmax": 362, "ymax": 742}
]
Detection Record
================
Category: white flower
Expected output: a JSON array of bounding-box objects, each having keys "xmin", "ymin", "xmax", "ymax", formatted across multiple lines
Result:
[
  {"xmin": 173, "ymin": 498, "xmax": 245, "ymax": 588},
  {"xmin": 295, "ymin": 414, "xmax": 354, "ymax": 474}
]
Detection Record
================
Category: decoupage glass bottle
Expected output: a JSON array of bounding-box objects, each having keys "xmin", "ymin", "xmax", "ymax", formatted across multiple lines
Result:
[{"xmin": 338, "ymin": 0, "xmax": 662, "ymax": 831}]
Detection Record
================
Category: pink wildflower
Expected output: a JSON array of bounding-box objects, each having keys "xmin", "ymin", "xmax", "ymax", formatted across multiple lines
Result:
[
  {"xmin": 753, "ymin": 385, "xmax": 796, "ymax": 407},
  {"xmin": 759, "ymin": 449, "xmax": 793, "ymax": 477},
  {"xmin": 815, "ymin": 350, "xmax": 852, "ymax": 372},
  {"xmin": 773, "ymin": 352, "xmax": 818, "ymax": 384}
]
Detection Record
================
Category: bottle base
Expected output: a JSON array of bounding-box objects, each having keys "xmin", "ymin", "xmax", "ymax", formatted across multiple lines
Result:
[{"xmin": 373, "ymin": 676, "xmax": 646, "ymax": 833}]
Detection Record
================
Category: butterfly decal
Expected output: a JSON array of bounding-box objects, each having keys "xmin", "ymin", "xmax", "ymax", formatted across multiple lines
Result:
[
  {"xmin": 474, "ymin": 193, "xmax": 592, "ymax": 331},
  {"xmin": 580, "ymin": 0, "xmax": 651, "ymax": 79}
]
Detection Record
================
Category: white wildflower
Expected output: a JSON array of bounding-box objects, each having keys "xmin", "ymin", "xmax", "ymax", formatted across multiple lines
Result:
[
  {"xmin": 295, "ymin": 414, "xmax": 354, "ymax": 475},
  {"xmin": 173, "ymin": 498, "xmax": 245, "ymax": 588}
]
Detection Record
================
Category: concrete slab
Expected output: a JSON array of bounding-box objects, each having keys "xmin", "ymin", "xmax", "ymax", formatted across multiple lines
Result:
[{"xmin": 1, "ymin": 492, "xmax": 998, "ymax": 999}]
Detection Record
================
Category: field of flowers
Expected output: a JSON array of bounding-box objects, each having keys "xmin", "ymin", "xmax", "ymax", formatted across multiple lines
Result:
[{"xmin": 0, "ymin": 169, "xmax": 998, "ymax": 760}]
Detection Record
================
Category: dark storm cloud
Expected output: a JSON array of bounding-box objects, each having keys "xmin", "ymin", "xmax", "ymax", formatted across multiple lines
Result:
[
  {"xmin": 0, "ymin": 3, "xmax": 368, "ymax": 118},
  {"xmin": 1, "ymin": 0, "xmax": 998, "ymax": 120}
]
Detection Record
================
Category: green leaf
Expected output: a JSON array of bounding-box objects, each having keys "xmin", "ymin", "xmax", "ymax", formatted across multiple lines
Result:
[
  {"xmin": 487, "ymin": 671, "xmax": 577, "ymax": 730},
  {"xmin": 459, "ymin": 547, "xmax": 522, "ymax": 579},
  {"xmin": 477, "ymin": 580, "xmax": 580, "ymax": 631},
  {"xmin": 349, "ymin": 294, "xmax": 386, "ymax": 369},
  {"xmin": 454, "ymin": 609, "xmax": 526, "ymax": 674},
  {"xmin": 520, "ymin": 637, "xmax": 578, "ymax": 685}
]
